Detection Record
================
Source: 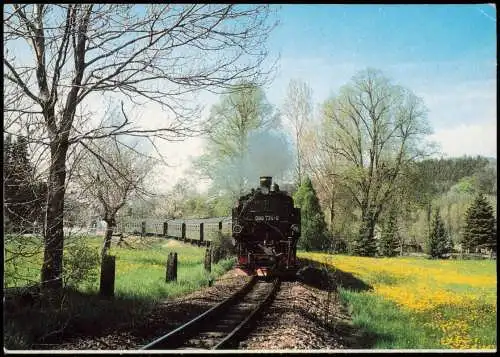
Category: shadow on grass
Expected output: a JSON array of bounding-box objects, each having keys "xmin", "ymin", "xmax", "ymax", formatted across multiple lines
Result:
[
  {"xmin": 296, "ymin": 258, "xmax": 393, "ymax": 349},
  {"xmin": 332, "ymin": 319, "xmax": 395, "ymax": 349},
  {"xmin": 298, "ymin": 258, "xmax": 373, "ymax": 292},
  {"xmin": 3, "ymin": 287, "xmax": 212, "ymax": 350}
]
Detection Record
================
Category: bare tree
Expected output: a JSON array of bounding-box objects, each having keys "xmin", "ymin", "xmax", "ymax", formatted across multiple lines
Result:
[
  {"xmin": 162, "ymin": 178, "xmax": 197, "ymax": 219},
  {"xmin": 74, "ymin": 135, "xmax": 154, "ymax": 257},
  {"xmin": 322, "ymin": 68, "xmax": 432, "ymax": 256},
  {"xmin": 195, "ymin": 82, "xmax": 280, "ymax": 198},
  {"xmin": 282, "ymin": 79, "xmax": 312, "ymax": 185},
  {"xmin": 301, "ymin": 122, "xmax": 337, "ymax": 229},
  {"xmin": 4, "ymin": 4, "xmax": 277, "ymax": 289}
]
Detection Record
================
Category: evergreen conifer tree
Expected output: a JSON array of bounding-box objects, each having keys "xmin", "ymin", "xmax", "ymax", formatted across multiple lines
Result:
[
  {"xmin": 353, "ymin": 217, "xmax": 378, "ymax": 256},
  {"xmin": 4, "ymin": 136, "xmax": 46, "ymax": 233},
  {"xmin": 427, "ymin": 208, "xmax": 452, "ymax": 259},
  {"xmin": 293, "ymin": 177, "xmax": 328, "ymax": 251},
  {"xmin": 461, "ymin": 193, "xmax": 497, "ymax": 253},
  {"xmin": 379, "ymin": 208, "xmax": 400, "ymax": 257}
]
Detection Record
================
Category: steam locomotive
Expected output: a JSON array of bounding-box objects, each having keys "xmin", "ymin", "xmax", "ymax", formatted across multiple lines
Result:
[{"xmin": 232, "ymin": 176, "xmax": 300, "ymax": 277}]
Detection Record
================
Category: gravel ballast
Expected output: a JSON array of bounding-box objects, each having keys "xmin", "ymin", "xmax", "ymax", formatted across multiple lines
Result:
[{"xmin": 32, "ymin": 269, "xmax": 360, "ymax": 350}]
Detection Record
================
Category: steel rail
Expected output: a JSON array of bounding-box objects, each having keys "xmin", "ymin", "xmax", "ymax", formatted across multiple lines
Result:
[
  {"xmin": 141, "ymin": 276, "xmax": 258, "ymax": 350},
  {"xmin": 213, "ymin": 277, "xmax": 280, "ymax": 350}
]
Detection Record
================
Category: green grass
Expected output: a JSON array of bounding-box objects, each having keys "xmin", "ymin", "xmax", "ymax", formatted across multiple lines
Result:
[
  {"xmin": 299, "ymin": 252, "xmax": 497, "ymax": 350},
  {"xmin": 338, "ymin": 288, "xmax": 443, "ymax": 349},
  {"xmin": 5, "ymin": 236, "xmax": 233, "ymax": 296},
  {"xmin": 108, "ymin": 239, "xmax": 224, "ymax": 300},
  {"xmin": 4, "ymin": 235, "xmax": 235, "ymax": 349},
  {"xmin": 368, "ymin": 270, "xmax": 409, "ymax": 286},
  {"xmin": 4, "ymin": 234, "xmax": 45, "ymax": 287}
]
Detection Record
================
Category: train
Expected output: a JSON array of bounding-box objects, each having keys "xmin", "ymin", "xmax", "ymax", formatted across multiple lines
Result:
[
  {"xmin": 232, "ymin": 176, "xmax": 300, "ymax": 277},
  {"xmin": 116, "ymin": 217, "xmax": 232, "ymax": 246},
  {"xmin": 116, "ymin": 176, "xmax": 301, "ymax": 277}
]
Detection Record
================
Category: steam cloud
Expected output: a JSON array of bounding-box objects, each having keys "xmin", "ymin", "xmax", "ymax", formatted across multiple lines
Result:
[
  {"xmin": 242, "ymin": 128, "xmax": 294, "ymax": 189},
  {"xmin": 204, "ymin": 128, "xmax": 294, "ymax": 198}
]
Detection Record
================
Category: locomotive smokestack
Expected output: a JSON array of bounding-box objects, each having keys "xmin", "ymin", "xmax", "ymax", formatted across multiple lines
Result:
[{"xmin": 259, "ymin": 176, "xmax": 272, "ymax": 190}]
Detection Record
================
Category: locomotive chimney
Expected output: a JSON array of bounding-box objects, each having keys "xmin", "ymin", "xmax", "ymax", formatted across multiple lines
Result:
[{"xmin": 259, "ymin": 176, "xmax": 272, "ymax": 190}]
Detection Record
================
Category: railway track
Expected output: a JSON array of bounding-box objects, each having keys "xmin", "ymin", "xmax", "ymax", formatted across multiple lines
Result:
[{"xmin": 142, "ymin": 276, "xmax": 280, "ymax": 350}]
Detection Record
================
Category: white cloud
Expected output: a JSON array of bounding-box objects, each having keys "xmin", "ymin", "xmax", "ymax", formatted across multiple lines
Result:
[
  {"xmin": 157, "ymin": 137, "xmax": 205, "ymax": 176},
  {"xmin": 430, "ymin": 120, "xmax": 497, "ymax": 158},
  {"xmin": 419, "ymin": 80, "xmax": 496, "ymax": 132},
  {"xmin": 64, "ymin": 57, "xmax": 497, "ymax": 193}
]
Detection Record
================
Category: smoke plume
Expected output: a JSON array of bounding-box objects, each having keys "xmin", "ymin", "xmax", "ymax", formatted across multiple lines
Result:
[{"xmin": 242, "ymin": 128, "xmax": 294, "ymax": 189}]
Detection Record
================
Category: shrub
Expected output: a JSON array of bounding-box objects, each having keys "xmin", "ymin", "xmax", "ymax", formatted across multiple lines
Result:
[
  {"xmin": 63, "ymin": 238, "xmax": 100, "ymax": 289},
  {"xmin": 209, "ymin": 231, "xmax": 235, "ymax": 264}
]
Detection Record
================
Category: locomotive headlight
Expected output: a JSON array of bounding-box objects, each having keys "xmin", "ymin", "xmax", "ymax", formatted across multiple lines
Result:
[
  {"xmin": 233, "ymin": 224, "xmax": 243, "ymax": 234},
  {"xmin": 291, "ymin": 224, "xmax": 300, "ymax": 233}
]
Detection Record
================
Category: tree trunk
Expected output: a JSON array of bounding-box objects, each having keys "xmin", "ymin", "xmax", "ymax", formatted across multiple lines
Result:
[
  {"xmin": 356, "ymin": 207, "xmax": 378, "ymax": 257},
  {"xmin": 296, "ymin": 131, "xmax": 301, "ymax": 185},
  {"xmin": 41, "ymin": 139, "xmax": 69, "ymax": 290},
  {"xmin": 365, "ymin": 217, "xmax": 377, "ymax": 240},
  {"xmin": 426, "ymin": 202, "xmax": 432, "ymax": 239},
  {"xmin": 102, "ymin": 217, "xmax": 115, "ymax": 257},
  {"xmin": 329, "ymin": 191, "xmax": 335, "ymax": 230},
  {"xmin": 99, "ymin": 255, "xmax": 116, "ymax": 297}
]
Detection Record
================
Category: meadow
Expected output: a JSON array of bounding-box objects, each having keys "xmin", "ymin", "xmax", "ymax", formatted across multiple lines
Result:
[
  {"xmin": 103, "ymin": 236, "xmax": 234, "ymax": 299},
  {"xmin": 299, "ymin": 252, "xmax": 497, "ymax": 350},
  {"xmin": 4, "ymin": 235, "xmax": 235, "ymax": 349},
  {"xmin": 4, "ymin": 235, "xmax": 496, "ymax": 350},
  {"xmin": 5, "ymin": 235, "xmax": 234, "ymax": 298}
]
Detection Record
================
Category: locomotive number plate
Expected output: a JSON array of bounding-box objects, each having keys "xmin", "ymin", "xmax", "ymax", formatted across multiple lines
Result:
[{"xmin": 254, "ymin": 215, "xmax": 280, "ymax": 222}]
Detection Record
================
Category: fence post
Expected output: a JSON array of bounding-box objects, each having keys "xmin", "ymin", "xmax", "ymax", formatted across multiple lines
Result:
[
  {"xmin": 181, "ymin": 223, "xmax": 186, "ymax": 241},
  {"xmin": 166, "ymin": 252, "xmax": 178, "ymax": 282},
  {"xmin": 166, "ymin": 253, "xmax": 172, "ymax": 282},
  {"xmin": 163, "ymin": 222, "xmax": 168, "ymax": 237},
  {"xmin": 204, "ymin": 247, "xmax": 211, "ymax": 273},
  {"xmin": 199, "ymin": 223, "xmax": 204, "ymax": 246},
  {"xmin": 99, "ymin": 255, "xmax": 116, "ymax": 297},
  {"xmin": 173, "ymin": 252, "xmax": 178, "ymax": 280},
  {"xmin": 141, "ymin": 221, "xmax": 146, "ymax": 237}
]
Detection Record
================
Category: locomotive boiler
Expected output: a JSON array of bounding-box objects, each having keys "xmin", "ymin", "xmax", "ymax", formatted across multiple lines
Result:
[{"xmin": 232, "ymin": 176, "xmax": 300, "ymax": 276}]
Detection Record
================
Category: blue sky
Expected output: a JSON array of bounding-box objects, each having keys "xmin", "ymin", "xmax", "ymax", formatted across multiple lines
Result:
[
  {"xmin": 271, "ymin": 4, "xmax": 495, "ymax": 64},
  {"xmin": 258, "ymin": 4, "xmax": 496, "ymax": 159},
  {"xmin": 4, "ymin": 4, "xmax": 496, "ymax": 190}
]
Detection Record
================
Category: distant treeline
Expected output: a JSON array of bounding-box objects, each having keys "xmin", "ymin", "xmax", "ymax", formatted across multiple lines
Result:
[{"xmin": 415, "ymin": 155, "xmax": 496, "ymax": 195}]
